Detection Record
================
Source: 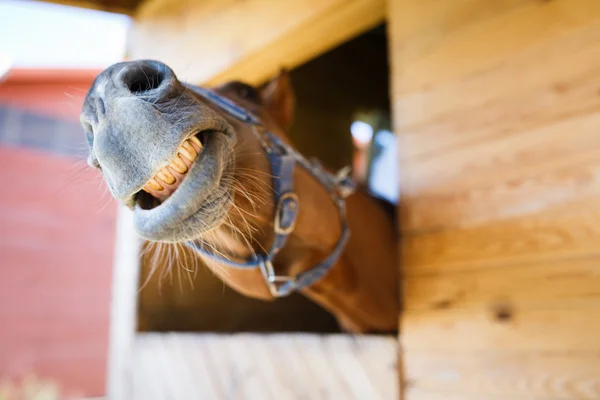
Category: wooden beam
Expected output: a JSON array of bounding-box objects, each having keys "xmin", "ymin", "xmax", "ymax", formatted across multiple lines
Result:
[
  {"xmin": 403, "ymin": 256, "xmax": 600, "ymax": 312},
  {"xmin": 127, "ymin": 0, "xmax": 385, "ymax": 85},
  {"xmin": 402, "ymin": 303, "xmax": 600, "ymax": 352},
  {"xmin": 106, "ymin": 206, "xmax": 141, "ymax": 400},
  {"xmin": 403, "ymin": 350, "xmax": 600, "ymax": 400},
  {"xmin": 129, "ymin": 333, "xmax": 398, "ymax": 399},
  {"xmin": 402, "ymin": 196, "xmax": 600, "ymax": 276},
  {"xmin": 40, "ymin": 1, "xmax": 135, "ymax": 15}
]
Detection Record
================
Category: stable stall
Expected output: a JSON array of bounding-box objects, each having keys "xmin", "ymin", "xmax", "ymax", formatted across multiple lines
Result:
[{"xmin": 46, "ymin": 0, "xmax": 600, "ymax": 399}]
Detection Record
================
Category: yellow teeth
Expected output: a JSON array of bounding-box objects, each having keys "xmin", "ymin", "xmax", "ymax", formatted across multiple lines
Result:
[
  {"xmin": 141, "ymin": 136, "xmax": 204, "ymax": 196},
  {"xmin": 170, "ymin": 155, "xmax": 188, "ymax": 174},
  {"xmin": 189, "ymin": 135, "xmax": 203, "ymax": 150},
  {"xmin": 145, "ymin": 178, "xmax": 163, "ymax": 191},
  {"xmin": 179, "ymin": 140, "xmax": 198, "ymax": 161},
  {"xmin": 156, "ymin": 168, "xmax": 175, "ymax": 185}
]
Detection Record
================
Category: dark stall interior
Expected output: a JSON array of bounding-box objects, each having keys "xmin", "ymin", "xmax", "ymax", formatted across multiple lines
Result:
[{"xmin": 137, "ymin": 24, "xmax": 395, "ymax": 333}]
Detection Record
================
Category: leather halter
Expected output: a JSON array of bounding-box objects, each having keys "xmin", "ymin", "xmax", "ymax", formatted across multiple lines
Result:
[{"xmin": 183, "ymin": 85, "xmax": 356, "ymax": 297}]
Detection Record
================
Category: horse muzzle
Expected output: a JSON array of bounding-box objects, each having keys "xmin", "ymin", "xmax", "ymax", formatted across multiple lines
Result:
[{"xmin": 80, "ymin": 60, "xmax": 237, "ymax": 242}]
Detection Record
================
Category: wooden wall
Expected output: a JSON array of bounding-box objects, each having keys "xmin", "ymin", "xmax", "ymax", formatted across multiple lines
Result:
[
  {"xmin": 127, "ymin": 0, "xmax": 385, "ymax": 86},
  {"xmin": 389, "ymin": 1, "xmax": 600, "ymax": 399}
]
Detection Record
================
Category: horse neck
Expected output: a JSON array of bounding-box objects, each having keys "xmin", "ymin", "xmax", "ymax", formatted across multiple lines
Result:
[
  {"xmin": 201, "ymin": 158, "xmax": 399, "ymax": 333},
  {"xmin": 293, "ymin": 187, "xmax": 399, "ymax": 333}
]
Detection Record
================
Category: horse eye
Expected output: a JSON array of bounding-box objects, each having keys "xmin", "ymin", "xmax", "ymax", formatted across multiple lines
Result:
[{"xmin": 237, "ymin": 83, "xmax": 258, "ymax": 101}]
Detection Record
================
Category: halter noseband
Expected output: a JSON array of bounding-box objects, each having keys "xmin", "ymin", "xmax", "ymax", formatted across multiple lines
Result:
[{"xmin": 183, "ymin": 86, "xmax": 356, "ymax": 298}]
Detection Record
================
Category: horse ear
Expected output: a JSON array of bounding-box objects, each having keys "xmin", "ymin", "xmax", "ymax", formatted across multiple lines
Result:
[{"xmin": 260, "ymin": 69, "xmax": 295, "ymax": 130}]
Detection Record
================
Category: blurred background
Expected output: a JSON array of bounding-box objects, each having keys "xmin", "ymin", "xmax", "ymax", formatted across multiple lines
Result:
[
  {"xmin": 0, "ymin": 1, "xmax": 129, "ymax": 397},
  {"xmin": 0, "ymin": 1, "xmax": 398, "ymax": 398}
]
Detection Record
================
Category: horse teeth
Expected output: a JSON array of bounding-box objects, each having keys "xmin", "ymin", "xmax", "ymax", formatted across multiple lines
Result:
[
  {"xmin": 170, "ymin": 155, "xmax": 188, "ymax": 174},
  {"xmin": 146, "ymin": 178, "xmax": 163, "ymax": 191},
  {"xmin": 144, "ymin": 138, "xmax": 199, "ymax": 195},
  {"xmin": 179, "ymin": 140, "xmax": 198, "ymax": 161},
  {"xmin": 189, "ymin": 136, "xmax": 203, "ymax": 151},
  {"xmin": 157, "ymin": 168, "xmax": 175, "ymax": 185}
]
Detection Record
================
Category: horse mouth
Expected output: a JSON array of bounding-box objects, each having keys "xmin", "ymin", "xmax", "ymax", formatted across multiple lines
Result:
[
  {"xmin": 135, "ymin": 132, "xmax": 206, "ymax": 209},
  {"xmin": 131, "ymin": 128, "xmax": 236, "ymax": 243}
]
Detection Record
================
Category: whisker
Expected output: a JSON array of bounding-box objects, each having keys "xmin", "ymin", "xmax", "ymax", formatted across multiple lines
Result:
[{"xmin": 95, "ymin": 195, "xmax": 114, "ymax": 215}]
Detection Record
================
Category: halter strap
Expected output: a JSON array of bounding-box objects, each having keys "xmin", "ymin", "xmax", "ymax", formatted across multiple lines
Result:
[{"xmin": 184, "ymin": 85, "xmax": 356, "ymax": 297}]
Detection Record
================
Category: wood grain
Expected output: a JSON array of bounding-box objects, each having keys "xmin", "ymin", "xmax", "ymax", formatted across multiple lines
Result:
[
  {"xmin": 389, "ymin": 0, "xmax": 600, "ymax": 399},
  {"xmin": 43, "ymin": 0, "xmax": 136, "ymax": 15},
  {"xmin": 130, "ymin": 333, "xmax": 398, "ymax": 400},
  {"xmin": 403, "ymin": 351, "xmax": 600, "ymax": 400},
  {"xmin": 128, "ymin": 0, "xmax": 385, "ymax": 85},
  {"xmin": 402, "ymin": 303, "xmax": 600, "ymax": 352},
  {"xmin": 401, "ymin": 154, "xmax": 600, "ymax": 232},
  {"xmin": 402, "ymin": 196, "xmax": 600, "ymax": 275},
  {"xmin": 404, "ymin": 389, "xmax": 542, "ymax": 400},
  {"xmin": 403, "ymin": 256, "xmax": 600, "ymax": 311},
  {"xmin": 390, "ymin": 0, "xmax": 600, "ymax": 210},
  {"xmin": 397, "ymin": 47, "xmax": 600, "ymax": 185},
  {"xmin": 390, "ymin": 0, "xmax": 600, "ymax": 102}
]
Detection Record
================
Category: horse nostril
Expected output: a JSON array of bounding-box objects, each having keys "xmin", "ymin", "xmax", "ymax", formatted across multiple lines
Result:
[{"xmin": 121, "ymin": 63, "xmax": 165, "ymax": 95}]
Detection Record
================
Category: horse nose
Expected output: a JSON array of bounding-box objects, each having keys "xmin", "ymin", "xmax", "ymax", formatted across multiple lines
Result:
[
  {"xmin": 80, "ymin": 60, "xmax": 199, "ymax": 201},
  {"xmin": 80, "ymin": 60, "xmax": 177, "ymax": 133},
  {"xmin": 115, "ymin": 60, "xmax": 174, "ymax": 98}
]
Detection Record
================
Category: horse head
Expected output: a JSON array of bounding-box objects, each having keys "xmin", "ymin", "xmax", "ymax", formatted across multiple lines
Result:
[{"xmin": 81, "ymin": 60, "xmax": 398, "ymax": 332}]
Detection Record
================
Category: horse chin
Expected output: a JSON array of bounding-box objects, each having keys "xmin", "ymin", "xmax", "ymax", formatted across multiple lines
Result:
[{"xmin": 132, "ymin": 130, "xmax": 236, "ymax": 243}]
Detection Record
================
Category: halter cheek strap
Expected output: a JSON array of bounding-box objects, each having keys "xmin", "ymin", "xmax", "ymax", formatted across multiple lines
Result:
[{"xmin": 183, "ymin": 86, "xmax": 356, "ymax": 298}]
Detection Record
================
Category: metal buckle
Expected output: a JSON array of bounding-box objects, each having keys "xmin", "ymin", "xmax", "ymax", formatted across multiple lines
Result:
[
  {"xmin": 258, "ymin": 258, "xmax": 297, "ymax": 297},
  {"xmin": 274, "ymin": 192, "xmax": 299, "ymax": 235}
]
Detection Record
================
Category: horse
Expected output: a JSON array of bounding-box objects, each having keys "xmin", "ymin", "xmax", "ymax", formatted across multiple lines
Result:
[{"xmin": 80, "ymin": 60, "xmax": 398, "ymax": 333}]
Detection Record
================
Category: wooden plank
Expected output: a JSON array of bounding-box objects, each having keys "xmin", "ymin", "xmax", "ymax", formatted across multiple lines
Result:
[
  {"xmin": 402, "ymin": 196, "xmax": 600, "ymax": 275},
  {"xmin": 401, "ymin": 154, "xmax": 600, "ymax": 232},
  {"xmin": 106, "ymin": 206, "xmax": 141, "ymax": 400},
  {"xmin": 403, "ymin": 256, "xmax": 600, "ymax": 311},
  {"xmin": 405, "ymin": 390, "xmax": 519, "ymax": 400},
  {"xmin": 390, "ymin": 0, "xmax": 600, "ymax": 187},
  {"xmin": 390, "ymin": 0, "xmax": 600, "ymax": 106},
  {"xmin": 395, "ymin": 16, "xmax": 600, "ymax": 232},
  {"xmin": 128, "ymin": 0, "xmax": 385, "ymax": 85},
  {"xmin": 130, "ymin": 333, "xmax": 397, "ymax": 400},
  {"xmin": 402, "ymin": 303, "xmax": 600, "ymax": 352},
  {"xmin": 403, "ymin": 351, "xmax": 600, "ymax": 400},
  {"xmin": 393, "ymin": 12, "xmax": 600, "ymax": 195},
  {"xmin": 396, "ymin": 35, "xmax": 600, "ymax": 175},
  {"xmin": 42, "ymin": 1, "xmax": 136, "ymax": 15},
  {"xmin": 397, "ymin": 64, "xmax": 600, "ymax": 208},
  {"xmin": 206, "ymin": 0, "xmax": 385, "ymax": 86}
]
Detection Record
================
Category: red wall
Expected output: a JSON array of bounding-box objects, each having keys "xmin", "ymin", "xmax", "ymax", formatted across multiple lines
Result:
[
  {"xmin": 0, "ymin": 69, "xmax": 115, "ymax": 397},
  {"xmin": 0, "ymin": 69, "xmax": 100, "ymax": 121}
]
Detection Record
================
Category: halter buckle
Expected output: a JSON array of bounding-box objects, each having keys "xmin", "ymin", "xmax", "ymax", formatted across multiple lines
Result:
[
  {"xmin": 274, "ymin": 192, "xmax": 299, "ymax": 235},
  {"xmin": 258, "ymin": 258, "xmax": 297, "ymax": 297}
]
